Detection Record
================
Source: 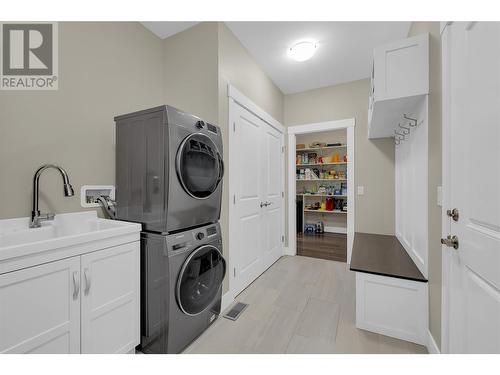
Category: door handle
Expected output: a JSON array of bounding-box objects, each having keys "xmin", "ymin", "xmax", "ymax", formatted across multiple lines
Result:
[
  {"xmin": 260, "ymin": 202, "xmax": 272, "ymax": 208},
  {"xmin": 260, "ymin": 202, "xmax": 265, "ymax": 208},
  {"xmin": 72, "ymin": 271, "xmax": 80, "ymax": 299},
  {"xmin": 441, "ymin": 235, "xmax": 459, "ymax": 250},
  {"xmin": 84, "ymin": 268, "xmax": 91, "ymax": 295}
]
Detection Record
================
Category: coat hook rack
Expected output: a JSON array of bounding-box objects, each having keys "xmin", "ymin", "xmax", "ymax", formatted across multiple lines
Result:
[
  {"xmin": 398, "ymin": 123, "xmax": 410, "ymax": 135},
  {"xmin": 403, "ymin": 114, "xmax": 418, "ymax": 127},
  {"xmin": 394, "ymin": 129, "xmax": 406, "ymax": 139}
]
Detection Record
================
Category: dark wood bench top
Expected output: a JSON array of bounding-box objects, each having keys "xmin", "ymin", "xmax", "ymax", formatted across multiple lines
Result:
[{"xmin": 350, "ymin": 232, "xmax": 427, "ymax": 282}]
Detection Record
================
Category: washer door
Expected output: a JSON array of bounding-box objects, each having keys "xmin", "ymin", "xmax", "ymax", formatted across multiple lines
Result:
[
  {"xmin": 176, "ymin": 133, "xmax": 223, "ymax": 199},
  {"xmin": 176, "ymin": 245, "xmax": 226, "ymax": 316}
]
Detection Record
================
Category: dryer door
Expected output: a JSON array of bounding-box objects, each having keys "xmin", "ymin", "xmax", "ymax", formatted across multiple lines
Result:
[
  {"xmin": 176, "ymin": 133, "xmax": 223, "ymax": 200},
  {"xmin": 176, "ymin": 245, "xmax": 226, "ymax": 316}
]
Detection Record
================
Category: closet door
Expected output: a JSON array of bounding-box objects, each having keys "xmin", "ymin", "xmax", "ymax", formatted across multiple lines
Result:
[
  {"xmin": 232, "ymin": 104, "xmax": 265, "ymax": 296},
  {"xmin": 231, "ymin": 102, "xmax": 284, "ymax": 296},
  {"xmin": 261, "ymin": 124, "xmax": 283, "ymax": 270}
]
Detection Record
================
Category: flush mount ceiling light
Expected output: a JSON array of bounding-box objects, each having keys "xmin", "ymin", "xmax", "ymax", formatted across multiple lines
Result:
[{"xmin": 288, "ymin": 41, "xmax": 318, "ymax": 62}]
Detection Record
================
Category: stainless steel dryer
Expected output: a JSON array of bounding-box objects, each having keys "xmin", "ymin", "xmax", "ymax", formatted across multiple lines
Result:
[
  {"xmin": 140, "ymin": 223, "xmax": 226, "ymax": 354},
  {"xmin": 115, "ymin": 105, "xmax": 224, "ymax": 234}
]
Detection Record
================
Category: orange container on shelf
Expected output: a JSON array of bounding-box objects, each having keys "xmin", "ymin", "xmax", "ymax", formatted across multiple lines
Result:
[{"xmin": 331, "ymin": 153, "xmax": 340, "ymax": 163}]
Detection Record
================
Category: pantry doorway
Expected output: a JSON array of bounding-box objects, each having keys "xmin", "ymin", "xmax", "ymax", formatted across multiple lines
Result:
[{"xmin": 287, "ymin": 119, "xmax": 355, "ymax": 263}]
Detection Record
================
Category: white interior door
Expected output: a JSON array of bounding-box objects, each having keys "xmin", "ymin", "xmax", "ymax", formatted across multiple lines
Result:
[
  {"xmin": 262, "ymin": 123, "xmax": 284, "ymax": 269},
  {"xmin": 443, "ymin": 21, "xmax": 500, "ymax": 354},
  {"xmin": 232, "ymin": 102, "xmax": 284, "ymax": 296}
]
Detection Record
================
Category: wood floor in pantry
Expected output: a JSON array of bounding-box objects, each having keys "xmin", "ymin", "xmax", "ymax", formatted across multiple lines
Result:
[
  {"xmin": 184, "ymin": 255, "xmax": 427, "ymax": 354},
  {"xmin": 297, "ymin": 232, "xmax": 347, "ymax": 262}
]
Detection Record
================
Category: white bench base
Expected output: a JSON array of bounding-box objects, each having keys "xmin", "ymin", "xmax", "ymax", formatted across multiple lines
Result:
[{"xmin": 355, "ymin": 272, "xmax": 428, "ymax": 346}]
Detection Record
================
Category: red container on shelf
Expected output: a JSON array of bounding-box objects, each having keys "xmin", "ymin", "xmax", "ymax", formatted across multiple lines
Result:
[{"xmin": 325, "ymin": 197, "xmax": 334, "ymax": 211}]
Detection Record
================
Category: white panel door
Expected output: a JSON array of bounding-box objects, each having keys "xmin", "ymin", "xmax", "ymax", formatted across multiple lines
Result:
[
  {"xmin": 0, "ymin": 257, "xmax": 80, "ymax": 354},
  {"xmin": 80, "ymin": 242, "xmax": 140, "ymax": 354},
  {"xmin": 443, "ymin": 22, "xmax": 500, "ymax": 353},
  {"xmin": 262, "ymin": 123, "xmax": 283, "ymax": 269},
  {"xmin": 232, "ymin": 102, "xmax": 283, "ymax": 296}
]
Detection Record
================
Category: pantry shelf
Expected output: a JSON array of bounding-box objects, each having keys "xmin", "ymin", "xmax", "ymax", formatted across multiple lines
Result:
[
  {"xmin": 296, "ymin": 179, "xmax": 347, "ymax": 182},
  {"xmin": 296, "ymin": 145, "xmax": 347, "ymax": 152},
  {"xmin": 304, "ymin": 209, "xmax": 347, "ymax": 214},
  {"xmin": 298, "ymin": 194, "xmax": 347, "ymax": 198},
  {"xmin": 296, "ymin": 162, "xmax": 347, "ymax": 167}
]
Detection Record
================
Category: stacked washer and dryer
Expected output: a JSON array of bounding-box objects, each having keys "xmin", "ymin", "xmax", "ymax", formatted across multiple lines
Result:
[{"xmin": 114, "ymin": 105, "xmax": 226, "ymax": 354}]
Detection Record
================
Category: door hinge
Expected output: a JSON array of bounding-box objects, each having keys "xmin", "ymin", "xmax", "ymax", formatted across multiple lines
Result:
[
  {"xmin": 233, "ymin": 122, "xmax": 236, "ymax": 132},
  {"xmin": 233, "ymin": 268, "xmax": 236, "ymax": 277},
  {"xmin": 282, "ymin": 191, "xmax": 284, "ymax": 198},
  {"xmin": 233, "ymin": 195, "xmax": 236, "ymax": 204},
  {"xmin": 282, "ymin": 146, "xmax": 285, "ymax": 153},
  {"xmin": 282, "ymin": 235, "xmax": 284, "ymax": 243},
  {"xmin": 446, "ymin": 208, "xmax": 459, "ymax": 221}
]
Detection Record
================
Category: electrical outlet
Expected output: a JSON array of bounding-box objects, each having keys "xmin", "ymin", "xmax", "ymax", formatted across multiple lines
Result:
[{"xmin": 357, "ymin": 186, "xmax": 365, "ymax": 196}]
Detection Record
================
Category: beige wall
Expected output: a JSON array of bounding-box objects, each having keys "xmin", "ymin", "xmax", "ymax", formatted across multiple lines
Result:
[
  {"xmin": 217, "ymin": 23, "xmax": 284, "ymax": 292},
  {"xmin": 0, "ymin": 22, "xmax": 164, "ymax": 219},
  {"xmin": 408, "ymin": 22, "xmax": 442, "ymax": 350},
  {"xmin": 284, "ymin": 79, "xmax": 395, "ymax": 235},
  {"xmin": 163, "ymin": 22, "xmax": 219, "ymax": 124}
]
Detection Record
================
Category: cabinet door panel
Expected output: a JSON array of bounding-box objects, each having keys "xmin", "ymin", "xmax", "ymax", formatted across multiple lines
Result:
[
  {"xmin": 0, "ymin": 257, "xmax": 80, "ymax": 354},
  {"xmin": 80, "ymin": 242, "xmax": 140, "ymax": 354}
]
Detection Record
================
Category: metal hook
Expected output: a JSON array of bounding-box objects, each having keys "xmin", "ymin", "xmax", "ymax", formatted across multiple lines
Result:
[
  {"xmin": 398, "ymin": 123, "xmax": 410, "ymax": 135},
  {"xmin": 403, "ymin": 114, "xmax": 417, "ymax": 127},
  {"xmin": 394, "ymin": 129, "xmax": 406, "ymax": 139}
]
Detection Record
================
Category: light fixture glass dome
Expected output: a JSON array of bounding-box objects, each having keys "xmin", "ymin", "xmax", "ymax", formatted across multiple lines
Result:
[{"xmin": 288, "ymin": 41, "xmax": 318, "ymax": 62}]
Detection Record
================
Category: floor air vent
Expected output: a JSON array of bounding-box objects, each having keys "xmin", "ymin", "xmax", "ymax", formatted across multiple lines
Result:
[{"xmin": 223, "ymin": 302, "xmax": 248, "ymax": 321}]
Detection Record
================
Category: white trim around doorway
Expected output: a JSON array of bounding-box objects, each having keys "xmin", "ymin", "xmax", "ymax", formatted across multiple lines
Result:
[{"xmin": 287, "ymin": 119, "xmax": 356, "ymax": 263}]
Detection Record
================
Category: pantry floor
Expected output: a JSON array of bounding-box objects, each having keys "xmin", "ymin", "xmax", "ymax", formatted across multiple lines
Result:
[{"xmin": 297, "ymin": 233, "xmax": 347, "ymax": 262}]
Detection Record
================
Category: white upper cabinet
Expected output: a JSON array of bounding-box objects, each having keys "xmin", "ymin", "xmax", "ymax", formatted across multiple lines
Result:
[{"xmin": 368, "ymin": 33, "xmax": 429, "ymax": 138}]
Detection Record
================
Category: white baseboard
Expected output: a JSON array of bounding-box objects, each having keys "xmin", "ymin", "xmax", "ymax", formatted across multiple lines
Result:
[
  {"xmin": 324, "ymin": 226, "xmax": 347, "ymax": 234},
  {"xmin": 221, "ymin": 291, "xmax": 234, "ymax": 314},
  {"xmin": 283, "ymin": 246, "xmax": 295, "ymax": 256},
  {"xmin": 427, "ymin": 330, "xmax": 440, "ymax": 354}
]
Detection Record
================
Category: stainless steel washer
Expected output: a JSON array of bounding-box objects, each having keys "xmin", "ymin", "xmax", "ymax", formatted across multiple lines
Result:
[{"xmin": 140, "ymin": 223, "xmax": 225, "ymax": 354}]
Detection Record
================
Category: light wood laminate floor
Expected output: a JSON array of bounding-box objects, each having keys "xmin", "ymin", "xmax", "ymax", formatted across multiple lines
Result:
[{"xmin": 184, "ymin": 256, "xmax": 427, "ymax": 354}]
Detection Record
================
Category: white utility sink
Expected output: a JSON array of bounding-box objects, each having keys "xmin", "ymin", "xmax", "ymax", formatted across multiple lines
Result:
[{"xmin": 0, "ymin": 211, "xmax": 141, "ymax": 270}]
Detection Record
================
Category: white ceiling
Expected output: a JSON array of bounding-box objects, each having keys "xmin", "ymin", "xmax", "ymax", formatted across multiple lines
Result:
[
  {"xmin": 141, "ymin": 22, "xmax": 411, "ymax": 95},
  {"xmin": 225, "ymin": 22, "xmax": 411, "ymax": 94},
  {"xmin": 141, "ymin": 22, "xmax": 199, "ymax": 39}
]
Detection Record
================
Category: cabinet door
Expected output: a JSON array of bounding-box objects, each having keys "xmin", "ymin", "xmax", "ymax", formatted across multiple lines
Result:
[
  {"xmin": 373, "ymin": 33, "xmax": 429, "ymax": 101},
  {"xmin": 80, "ymin": 242, "xmax": 140, "ymax": 354},
  {"xmin": 0, "ymin": 257, "xmax": 81, "ymax": 353}
]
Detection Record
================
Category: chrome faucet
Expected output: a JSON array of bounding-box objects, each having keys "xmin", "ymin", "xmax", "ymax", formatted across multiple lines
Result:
[{"xmin": 31, "ymin": 164, "xmax": 75, "ymax": 228}]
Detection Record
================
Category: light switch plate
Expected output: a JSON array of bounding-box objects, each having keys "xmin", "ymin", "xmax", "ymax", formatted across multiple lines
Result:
[{"xmin": 357, "ymin": 186, "xmax": 365, "ymax": 196}]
